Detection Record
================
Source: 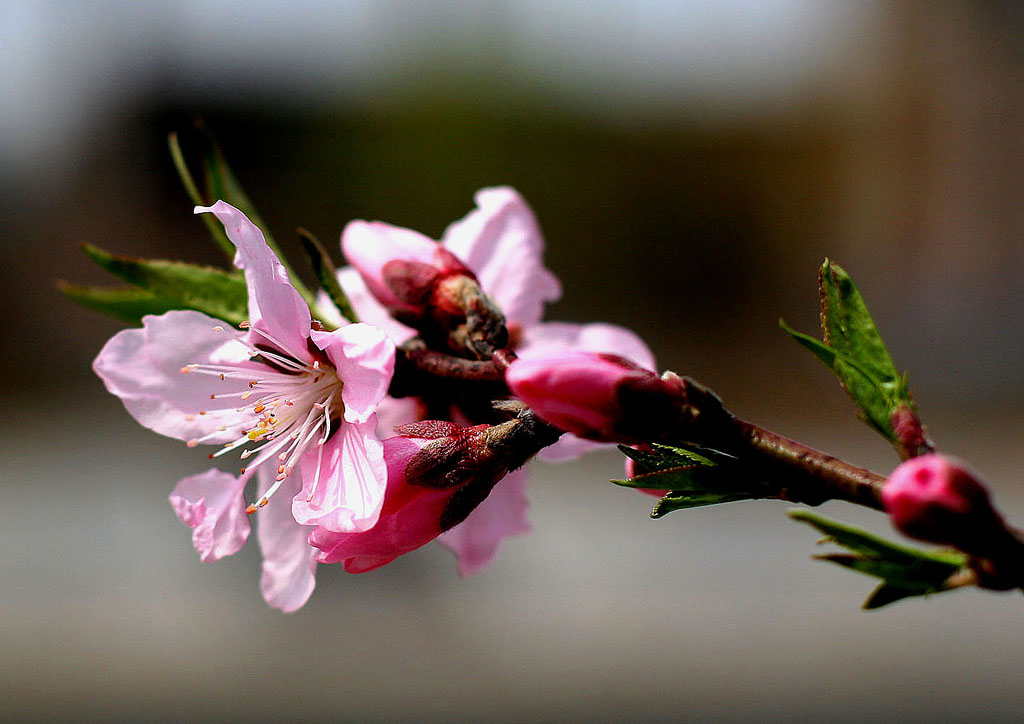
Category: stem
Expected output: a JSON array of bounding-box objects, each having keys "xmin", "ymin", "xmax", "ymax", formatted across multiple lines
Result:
[
  {"xmin": 729, "ymin": 418, "xmax": 885, "ymax": 510},
  {"xmin": 665, "ymin": 376, "xmax": 887, "ymax": 510}
]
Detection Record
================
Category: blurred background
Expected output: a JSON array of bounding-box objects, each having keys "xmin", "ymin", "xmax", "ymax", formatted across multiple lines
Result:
[{"xmin": 3, "ymin": 1, "xmax": 1024, "ymax": 721}]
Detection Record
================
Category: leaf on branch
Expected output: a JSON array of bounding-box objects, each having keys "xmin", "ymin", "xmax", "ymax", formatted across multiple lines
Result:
[
  {"xmin": 170, "ymin": 125, "xmax": 315, "ymax": 307},
  {"xmin": 298, "ymin": 227, "xmax": 359, "ymax": 325},
  {"xmin": 780, "ymin": 258, "xmax": 916, "ymax": 446},
  {"xmin": 57, "ymin": 282, "xmax": 180, "ymax": 325},
  {"xmin": 615, "ymin": 443, "xmax": 762, "ymax": 517},
  {"xmin": 76, "ymin": 244, "xmax": 249, "ymax": 325},
  {"xmin": 788, "ymin": 509, "xmax": 969, "ymax": 609}
]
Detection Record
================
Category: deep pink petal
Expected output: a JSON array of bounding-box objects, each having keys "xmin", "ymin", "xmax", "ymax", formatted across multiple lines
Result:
[
  {"xmin": 291, "ymin": 418, "xmax": 386, "ymax": 532},
  {"xmin": 436, "ymin": 467, "xmax": 530, "ymax": 577},
  {"xmin": 440, "ymin": 187, "xmax": 561, "ymax": 326},
  {"xmin": 309, "ymin": 323, "xmax": 395, "ymax": 424},
  {"xmin": 196, "ymin": 201, "xmax": 313, "ymax": 362},
  {"xmin": 256, "ymin": 467, "xmax": 317, "ymax": 612},
  {"xmin": 341, "ymin": 220, "xmax": 439, "ymax": 311},
  {"xmin": 93, "ymin": 310, "xmax": 258, "ymax": 444},
  {"xmin": 517, "ymin": 321, "xmax": 657, "ymax": 460},
  {"xmin": 310, "ymin": 436, "xmax": 449, "ymax": 571},
  {"xmin": 169, "ymin": 468, "xmax": 251, "ymax": 562}
]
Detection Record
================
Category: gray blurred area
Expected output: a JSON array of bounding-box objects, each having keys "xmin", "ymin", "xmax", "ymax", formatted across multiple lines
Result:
[{"xmin": 3, "ymin": 2, "xmax": 1024, "ymax": 722}]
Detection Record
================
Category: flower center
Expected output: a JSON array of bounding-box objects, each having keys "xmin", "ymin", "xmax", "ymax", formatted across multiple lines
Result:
[{"xmin": 180, "ymin": 324, "xmax": 345, "ymax": 513}]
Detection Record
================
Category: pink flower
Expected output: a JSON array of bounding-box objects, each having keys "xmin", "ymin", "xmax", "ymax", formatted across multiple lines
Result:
[
  {"xmin": 334, "ymin": 187, "xmax": 654, "ymax": 574},
  {"xmin": 310, "ymin": 420, "xmax": 530, "ymax": 573},
  {"xmin": 882, "ymin": 453, "xmax": 999, "ymax": 547},
  {"xmin": 93, "ymin": 201, "xmax": 395, "ymax": 611},
  {"xmin": 505, "ymin": 350, "xmax": 683, "ymax": 444}
]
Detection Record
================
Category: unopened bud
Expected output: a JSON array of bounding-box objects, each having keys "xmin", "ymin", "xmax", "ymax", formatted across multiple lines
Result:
[
  {"xmin": 342, "ymin": 220, "xmax": 506, "ymax": 356},
  {"xmin": 882, "ymin": 454, "xmax": 1000, "ymax": 547},
  {"xmin": 310, "ymin": 417, "xmax": 547, "ymax": 572},
  {"xmin": 342, "ymin": 221, "xmax": 474, "ymax": 315},
  {"xmin": 505, "ymin": 350, "xmax": 683, "ymax": 443}
]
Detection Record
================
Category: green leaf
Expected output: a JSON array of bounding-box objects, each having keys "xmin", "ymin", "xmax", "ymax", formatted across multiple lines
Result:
[
  {"xmin": 612, "ymin": 464, "xmax": 725, "ymax": 491},
  {"xmin": 194, "ymin": 127, "xmax": 315, "ymax": 306},
  {"xmin": 788, "ymin": 509, "xmax": 968, "ymax": 609},
  {"xmin": 170, "ymin": 126, "xmax": 315, "ymax": 307},
  {"xmin": 615, "ymin": 443, "xmax": 762, "ymax": 517},
  {"xmin": 168, "ymin": 132, "xmax": 235, "ymax": 258},
  {"xmin": 650, "ymin": 490, "xmax": 756, "ymax": 517},
  {"xmin": 781, "ymin": 259, "xmax": 915, "ymax": 443},
  {"xmin": 298, "ymin": 227, "xmax": 359, "ymax": 325},
  {"xmin": 618, "ymin": 442, "xmax": 733, "ymax": 472},
  {"xmin": 80, "ymin": 244, "xmax": 249, "ymax": 325},
  {"xmin": 58, "ymin": 282, "xmax": 179, "ymax": 325}
]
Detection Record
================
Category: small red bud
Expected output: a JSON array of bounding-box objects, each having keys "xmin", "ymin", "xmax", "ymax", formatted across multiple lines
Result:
[{"xmin": 882, "ymin": 453, "xmax": 999, "ymax": 547}]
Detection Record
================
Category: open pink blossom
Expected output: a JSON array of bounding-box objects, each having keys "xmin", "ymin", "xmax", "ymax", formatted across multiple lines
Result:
[
  {"xmin": 335, "ymin": 187, "xmax": 654, "ymax": 575},
  {"xmin": 94, "ymin": 201, "xmax": 394, "ymax": 611}
]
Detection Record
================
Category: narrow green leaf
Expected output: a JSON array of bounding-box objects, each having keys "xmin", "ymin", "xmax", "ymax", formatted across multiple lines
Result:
[
  {"xmin": 58, "ymin": 282, "xmax": 177, "ymax": 325},
  {"xmin": 789, "ymin": 509, "xmax": 968, "ymax": 609},
  {"xmin": 788, "ymin": 509, "xmax": 965, "ymax": 567},
  {"xmin": 862, "ymin": 584, "xmax": 924, "ymax": 609},
  {"xmin": 168, "ymin": 132, "xmax": 235, "ymax": 258},
  {"xmin": 651, "ymin": 491, "xmax": 754, "ymax": 517},
  {"xmin": 618, "ymin": 442, "xmax": 733, "ymax": 473},
  {"xmin": 81, "ymin": 244, "xmax": 249, "ymax": 325},
  {"xmin": 611, "ymin": 464, "xmax": 724, "ymax": 490},
  {"xmin": 194, "ymin": 126, "xmax": 315, "ymax": 306},
  {"xmin": 298, "ymin": 227, "xmax": 359, "ymax": 325}
]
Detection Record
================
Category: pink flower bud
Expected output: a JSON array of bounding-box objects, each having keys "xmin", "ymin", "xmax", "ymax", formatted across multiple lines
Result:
[
  {"xmin": 882, "ymin": 454, "xmax": 999, "ymax": 546},
  {"xmin": 309, "ymin": 420, "xmax": 514, "ymax": 573},
  {"xmin": 342, "ymin": 220, "xmax": 474, "ymax": 315},
  {"xmin": 505, "ymin": 350, "xmax": 683, "ymax": 443}
]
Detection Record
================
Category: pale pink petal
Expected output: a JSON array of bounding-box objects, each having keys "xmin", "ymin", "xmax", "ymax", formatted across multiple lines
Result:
[
  {"xmin": 313, "ymin": 289, "xmax": 349, "ymax": 329},
  {"xmin": 256, "ymin": 467, "xmax": 317, "ymax": 612},
  {"xmin": 336, "ymin": 267, "xmax": 418, "ymax": 345},
  {"xmin": 93, "ymin": 310, "xmax": 258, "ymax": 444},
  {"xmin": 169, "ymin": 469, "xmax": 251, "ymax": 562},
  {"xmin": 374, "ymin": 396, "xmax": 425, "ymax": 438},
  {"xmin": 538, "ymin": 435, "xmax": 605, "ymax": 463},
  {"xmin": 196, "ymin": 201, "xmax": 312, "ymax": 362},
  {"xmin": 309, "ymin": 323, "xmax": 395, "ymax": 424},
  {"xmin": 341, "ymin": 220, "xmax": 439, "ymax": 311},
  {"xmin": 517, "ymin": 321, "xmax": 656, "ymax": 371},
  {"xmin": 291, "ymin": 418, "xmax": 386, "ymax": 532},
  {"xmin": 440, "ymin": 187, "xmax": 561, "ymax": 326},
  {"xmin": 436, "ymin": 468, "xmax": 530, "ymax": 576}
]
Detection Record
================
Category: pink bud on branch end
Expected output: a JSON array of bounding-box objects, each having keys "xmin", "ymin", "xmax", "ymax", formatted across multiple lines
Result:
[{"xmin": 505, "ymin": 350, "xmax": 683, "ymax": 444}]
